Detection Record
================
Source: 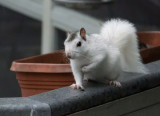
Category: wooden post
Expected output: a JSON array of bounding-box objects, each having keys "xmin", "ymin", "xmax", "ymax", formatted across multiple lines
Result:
[{"xmin": 41, "ymin": 0, "xmax": 57, "ymax": 54}]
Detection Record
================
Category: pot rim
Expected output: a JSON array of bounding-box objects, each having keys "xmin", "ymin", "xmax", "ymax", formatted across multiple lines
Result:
[
  {"xmin": 10, "ymin": 62, "xmax": 72, "ymax": 73},
  {"xmin": 10, "ymin": 50, "xmax": 72, "ymax": 73},
  {"xmin": 137, "ymin": 31, "xmax": 160, "ymax": 34}
]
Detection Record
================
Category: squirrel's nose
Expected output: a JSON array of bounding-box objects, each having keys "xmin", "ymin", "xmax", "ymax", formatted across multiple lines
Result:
[{"xmin": 66, "ymin": 53, "xmax": 71, "ymax": 59}]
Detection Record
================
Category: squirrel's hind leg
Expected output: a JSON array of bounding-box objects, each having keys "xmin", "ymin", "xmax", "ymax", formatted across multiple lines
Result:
[
  {"xmin": 108, "ymin": 81, "xmax": 121, "ymax": 88},
  {"xmin": 83, "ymin": 77, "xmax": 88, "ymax": 82}
]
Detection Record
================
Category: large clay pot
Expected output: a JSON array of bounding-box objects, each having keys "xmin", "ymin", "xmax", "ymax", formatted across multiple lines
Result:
[
  {"xmin": 11, "ymin": 50, "xmax": 74, "ymax": 97},
  {"xmin": 10, "ymin": 32, "xmax": 160, "ymax": 97}
]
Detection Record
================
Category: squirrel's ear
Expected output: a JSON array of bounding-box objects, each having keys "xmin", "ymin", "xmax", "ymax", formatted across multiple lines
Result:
[
  {"xmin": 80, "ymin": 28, "xmax": 86, "ymax": 41},
  {"xmin": 66, "ymin": 32, "xmax": 70, "ymax": 37}
]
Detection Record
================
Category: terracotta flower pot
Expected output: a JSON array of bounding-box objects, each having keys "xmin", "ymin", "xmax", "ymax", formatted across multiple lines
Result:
[
  {"xmin": 10, "ymin": 32, "xmax": 160, "ymax": 97},
  {"xmin": 11, "ymin": 50, "xmax": 74, "ymax": 97},
  {"xmin": 138, "ymin": 31, "xmax": 160, "ymax": 63}
]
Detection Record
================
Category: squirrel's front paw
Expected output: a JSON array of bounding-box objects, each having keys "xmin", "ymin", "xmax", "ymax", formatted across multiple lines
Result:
[
  {"xmin": 82, "ymin": 66, "xmax": 89, "ymax": 73},
  {"xmin": 70, "ymin": 84, "xmax": 84, "ymax": 90}
]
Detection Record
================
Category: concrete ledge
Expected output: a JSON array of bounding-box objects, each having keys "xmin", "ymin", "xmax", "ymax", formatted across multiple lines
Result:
[
  {"xmin": 29, "ymin": 60, "xmax": 160, "ymax": 116},
  {"xmin": 0, "ymin": 60, "xmax": 160, "ymax": 116}
]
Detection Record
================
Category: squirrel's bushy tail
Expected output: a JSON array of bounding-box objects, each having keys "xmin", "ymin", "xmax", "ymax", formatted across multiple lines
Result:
[{"xmin": 100, "ymin": 19, "xmax": 148, "ymax": 74}]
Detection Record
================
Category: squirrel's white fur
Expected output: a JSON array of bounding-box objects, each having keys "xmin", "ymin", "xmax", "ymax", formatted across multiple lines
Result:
[
  {"xmin": 100, "ymin": 19, "xmax": 148, "ymax": 73},
  {"xmin": 64, "ymin": 19, "xmax": 148, "ymax": 90}
]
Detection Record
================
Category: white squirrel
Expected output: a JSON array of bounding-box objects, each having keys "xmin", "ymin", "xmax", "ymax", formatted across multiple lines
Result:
[{"xmin": 64, "ymin": 19, "xmax": 148, "ymax": 90}]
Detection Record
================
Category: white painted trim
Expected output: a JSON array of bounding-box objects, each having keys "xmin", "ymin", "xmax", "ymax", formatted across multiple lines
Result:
[
  {"xmin": 0, "ymin": 0, "xmax": 103, "ymax": 53},
  {"xmin": 51, "ymin": 6, "xmax": 102, "ymax": 33},
  {"xmin": 0, "ymin": 0, "xmax": 42, "ymax": 21},
  {"xmin": 0, "ymin": 0, "xmax": 102, "ymax": 33}
]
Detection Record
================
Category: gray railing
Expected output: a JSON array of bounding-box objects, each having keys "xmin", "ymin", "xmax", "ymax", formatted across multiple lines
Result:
[{"xmin": 0, "ymin": 60, "xmax": 160, "ymax": 116}]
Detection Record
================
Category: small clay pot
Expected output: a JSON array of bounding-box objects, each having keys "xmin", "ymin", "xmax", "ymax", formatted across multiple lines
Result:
[{"xmin": 11, "ymin": 50, "xmax": 74, "ymax": 97}]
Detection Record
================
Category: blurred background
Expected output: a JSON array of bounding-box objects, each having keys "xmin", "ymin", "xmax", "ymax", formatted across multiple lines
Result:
[{"xmin": 0, "ymin": 0, "xmax": 160, "ymax": 97}]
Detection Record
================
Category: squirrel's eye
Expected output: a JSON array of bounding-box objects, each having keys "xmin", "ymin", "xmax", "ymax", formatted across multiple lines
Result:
[{"xmin": 77, "ymin": 41, "xmax": 81, "ymax": 47}]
